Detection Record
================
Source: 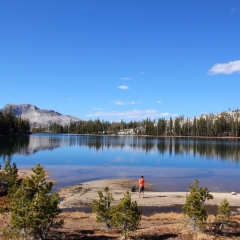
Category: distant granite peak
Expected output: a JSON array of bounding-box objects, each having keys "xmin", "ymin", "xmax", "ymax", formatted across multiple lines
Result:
[{"xmin": 2, "ymin": 104, "xmax": 82, "ymax": 128}]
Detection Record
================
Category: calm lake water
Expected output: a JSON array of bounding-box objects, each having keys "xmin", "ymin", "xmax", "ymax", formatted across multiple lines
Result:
[{"xmin": 0, "ymin": 134, "xmax": 240, "ymax": 192}]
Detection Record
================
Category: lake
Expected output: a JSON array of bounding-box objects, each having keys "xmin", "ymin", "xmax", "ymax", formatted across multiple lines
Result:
[{"xmin": 0, "ymin": 134, "xmax": 240, "ymax": 192}]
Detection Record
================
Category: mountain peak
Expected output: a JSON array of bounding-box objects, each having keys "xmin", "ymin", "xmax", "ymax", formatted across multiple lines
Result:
[{"xmin": 2, "ymin": 104, "xmax": 82, "ymax": 127}]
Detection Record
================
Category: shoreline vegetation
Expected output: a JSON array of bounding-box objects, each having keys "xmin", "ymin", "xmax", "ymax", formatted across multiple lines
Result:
[
  {"xmin": 2, "ymin": 107, "xmax": 240, "ymax": 137},
  {"xmin": 35, "ymin": 132, "xmax": 240, "ymax": 139},
  {"xmin": 45, "ymin": 178, "xmax": 240, "ymax": 239},
  {"xmin": 1, "ymin": 167, "xmax": 240, "ymax": 239},
  {"xmin": 31, "ymin": 109, "xmax": 240, "ymax": 138},
  {"xmin": 2, "ymin": 132, "xmax": 240, "ymax": 140},
  {"xmin": 58, "ymin": 178, "xmax": 240, "ymax": 215}
]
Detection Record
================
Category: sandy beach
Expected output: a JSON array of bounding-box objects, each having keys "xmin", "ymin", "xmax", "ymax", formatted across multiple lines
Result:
[{"xmin": 58, "ymin": 178, "xmax": 240, "ymax": 216}]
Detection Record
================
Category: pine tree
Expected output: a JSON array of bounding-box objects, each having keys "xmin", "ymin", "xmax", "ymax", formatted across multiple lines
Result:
[
  {"xmin": 92, "ymin": 187, "xmax": 114, "ymax": 229},
  {"xmin": 217, "ymin": 198, "xmax": 231, "ymax": 234},
  {"xmin": 112, "ymin": 191, "xmax": 141, "ymax": 238},
  {"xmin": 169, "ymin": 117, "xmax": 173, "ymax": 135},
  {"xmin": 4, "ymin": 183, "xmax": 36, "ymax": 239},
  {"xmin": 3, "ymin": 163, "xmax": 63, "ymax": 239},
  {"xmin": 4, "ymin": 159, "xmax": 18, "ymax": 189},
  {"xmin": 0, "ymin": 160, "xmax": 19, "ymax": 214},
  {"xmin": 174, "ymin": 117, "xmax": 181, "ymax": 136},
  {"xmin": 182, "ymin": 179, "xmax": 213, "ymax": 230}
]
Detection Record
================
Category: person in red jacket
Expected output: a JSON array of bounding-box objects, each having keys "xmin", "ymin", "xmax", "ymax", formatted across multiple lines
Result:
[{"xmin": 138, "ymin": 175, "xmax": 145, "ymax": 198}]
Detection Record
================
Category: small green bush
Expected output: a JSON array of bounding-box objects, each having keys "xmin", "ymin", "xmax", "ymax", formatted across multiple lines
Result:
[
  {"xmin": 92, "ymin": 187, "xmax": 114, "ymax": 229},
  {"xmin": 182, "ymin": 179, "xmax": 213, "ymax": 230}
]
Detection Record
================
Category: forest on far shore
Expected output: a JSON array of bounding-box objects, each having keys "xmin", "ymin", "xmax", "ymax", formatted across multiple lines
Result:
[{"xmin": 32, "ymin": 109, "xmax": 240, "ymax": 137}]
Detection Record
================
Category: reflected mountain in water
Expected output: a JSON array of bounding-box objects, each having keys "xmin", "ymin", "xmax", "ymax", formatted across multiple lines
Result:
[
  {"xmin": 0, "ymin": 135, "xmax": 65, "ymax": 159},
  {"xmin": 23, "ymin": 135, "xmax": 69, "ymax": 155},
  {"xmin": 1, "ymin": 134, "xmax": 240, "ymax": 163}
]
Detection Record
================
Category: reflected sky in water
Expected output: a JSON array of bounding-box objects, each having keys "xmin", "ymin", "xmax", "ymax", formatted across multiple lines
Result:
[{"xmin": 1, "ymin": 134, "xmax": 240, "ymax": 192}]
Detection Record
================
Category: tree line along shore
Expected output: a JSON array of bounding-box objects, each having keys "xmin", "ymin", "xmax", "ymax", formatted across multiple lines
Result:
[
  {"xmin": 33, "ymin": 109, "xmax": 240, "ymax": 137},
  {"xmin": 2, "ymin": 107, "xmax": 240, "ymax": 137}
]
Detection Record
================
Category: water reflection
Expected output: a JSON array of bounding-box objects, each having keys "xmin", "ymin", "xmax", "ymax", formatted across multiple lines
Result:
[
  {"xmin": 156, "ymin": 138, "xmax": 240, "ymax": 162},
  {"xmin": 0, "ymin": 136, "xmax": 29, "ymax": 160},
  {"xmin": 1, "ymin": 134, "xmax": 240, "ymax": 163},
  {"xmin": 1, "ymin": 134, "xmax": 240, "ymax": 192}
]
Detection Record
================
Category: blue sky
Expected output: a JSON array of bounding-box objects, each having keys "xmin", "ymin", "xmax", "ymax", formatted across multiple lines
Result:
[{"xmin": 1, "ymin": 1, "xmax": 240, "ymax": 122}]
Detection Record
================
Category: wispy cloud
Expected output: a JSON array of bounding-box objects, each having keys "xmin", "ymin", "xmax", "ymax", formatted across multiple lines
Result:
[
  {"xmin": 111, "ymin": 100, "xmax": 140, "ymax": 105},
  {"xmin": 140, "ymin": 72, "xmax": 144, "ymax": 75},
  {"xmin": 231, "ymin": 8, "xmax": 236, "ymax": 12},
  {"xmin": 121, "ymin": 77, "xmax": 132, "ymax": 80},
  {"xmin": 87, "ymin": 109, "xmax": 178, "ymax": 119},
  {"xmin": 92, "ymin": 108, "xmax": 103, "ymax": 110},
  {"xmin": 207, "ymin": 60, "xmax": 240, "ymax": 75},
  {"xmin": 61, "ymin": 97, "xmax": 74, "ymax": 101},
  {"xmin": 157, "ymin": 100, "xmax": 162, "ymax": 104},
  {"xmin": 118, "ymin": 85, "xmax": 129, "ymax": 90}
]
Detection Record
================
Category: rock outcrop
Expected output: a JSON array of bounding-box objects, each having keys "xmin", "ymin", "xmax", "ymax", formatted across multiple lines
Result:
[{"xmin": 1, "ymin": 104, "xmax": 82, "ymax": 127}]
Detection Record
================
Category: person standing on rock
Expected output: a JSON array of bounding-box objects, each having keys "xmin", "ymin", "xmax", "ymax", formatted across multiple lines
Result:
[{"xmin": 138, "ymin": 175, "xmax": 145, "ymax": 198}]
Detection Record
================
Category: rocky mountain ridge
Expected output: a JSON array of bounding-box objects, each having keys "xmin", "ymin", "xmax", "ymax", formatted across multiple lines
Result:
[{"xmin": 1, "ymin": 104, "xmax": 82, "ymax": 128}]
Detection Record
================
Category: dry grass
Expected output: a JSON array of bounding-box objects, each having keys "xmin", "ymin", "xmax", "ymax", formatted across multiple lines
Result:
[
  {"xmin": 59, "ymin": 211, "xmax": 95, "ymax": 220},
  {"xmin": 1, "ymin": 210, "xmax": 240, "ymax": 239},
  {"xmin": 180, "ymin": 229, "xmax": 215, "ymax": 240},
  {"xmin": 233, "ymin": 215, "xmax": 240, "ymax": 222},
  {"xmin": 1, "ymin": 204, "xmax": 240, "ymax": 239},
  {"xmin": 0, "ymin": 213, "xmax": 9, "ymax": 234},
  {"xmin": 146, "ymin": 211, "xmax": 183, "ymax": 221},
  {"xmin": 206, "ymin": 214, "xmax": 216, "ymax": 223}
]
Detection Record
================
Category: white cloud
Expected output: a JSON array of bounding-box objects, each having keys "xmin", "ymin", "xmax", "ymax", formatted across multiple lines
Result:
[
  {"xmin": 61, "ymin": 98, "xmax": 73, "ymax": 101},
  {"xmin": 118, "ymin": 85, "xmax": 129, "ymax": 90},
  {"xmin": 140, "ymin": 72, "xmax": 144, "ymax": 75},
  {"xmin": 157, "ymin": 100, "xmax": 162, "ymax": 104},
  {"xmin": 231, "ymin": 8, "xmax": 236, "ymax": 12},
  {"xmin": 111, "ymin": 100, "xmax": 140, "ymax": 105},
  {"xmin": 207, "ymin": 60, "xmax": 240, "ymax": 75},
  {"xmin": 92, "ymin": 108, "xmax": 103, "ymax": 110},
  {"xmin": 121, "ymin": 77, "xmax": 132, "ymax": 80},
  {"xmin": 87, "ymin": 109, "xmax": 178, "ymax": 119}
]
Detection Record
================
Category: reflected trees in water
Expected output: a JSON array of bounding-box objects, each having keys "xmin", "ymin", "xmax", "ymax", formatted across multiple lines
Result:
[
  {"xmin": 1, "ymin": 135, "xmax": 240, "ymax": 164},
  {"xmin": 0, "ymin": 136, "xmax": 29, "ymax": 161}
]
